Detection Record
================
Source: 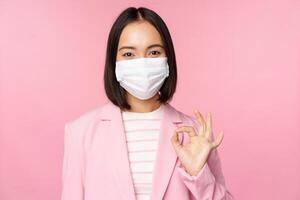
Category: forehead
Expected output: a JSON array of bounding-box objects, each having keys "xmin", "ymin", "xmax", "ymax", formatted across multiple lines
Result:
[{"xmin": 118, "ymin": 21, "xmax": 164, "ymax": 49}]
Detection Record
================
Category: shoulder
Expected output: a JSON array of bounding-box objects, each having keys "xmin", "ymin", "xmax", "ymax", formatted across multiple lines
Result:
[
  {"xmin": 64, "ymin": 101, "xmax": 111, "ymax": 137},
  {"xmin": 169, "ymin": 104, "xmax": 199, "ymax": 127}
]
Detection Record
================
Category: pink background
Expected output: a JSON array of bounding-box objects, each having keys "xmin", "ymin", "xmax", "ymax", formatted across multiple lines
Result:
[{"xmin": 1, "ymin": 0, "xmax": 299, "ymax": 199}]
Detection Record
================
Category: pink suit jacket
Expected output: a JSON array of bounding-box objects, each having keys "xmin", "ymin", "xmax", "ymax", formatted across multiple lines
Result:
[{"xmin": 61, "ymin": 101, "xmax": 235, "ymax": 200}]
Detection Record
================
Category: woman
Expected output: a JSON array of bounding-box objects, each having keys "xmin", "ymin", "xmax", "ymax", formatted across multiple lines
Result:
[{"xmin": 61, "ymin": 6, "xmax": 235, "ymax": 200}]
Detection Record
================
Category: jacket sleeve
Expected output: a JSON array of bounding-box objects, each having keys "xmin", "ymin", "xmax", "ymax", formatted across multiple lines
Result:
[
  {"xmin": 61, "ymin": 122, "xmax": 85, "ymax": 200},
  {"xmin": 176, "ymin": 117, "xmax": 235, "ymax": 200}
]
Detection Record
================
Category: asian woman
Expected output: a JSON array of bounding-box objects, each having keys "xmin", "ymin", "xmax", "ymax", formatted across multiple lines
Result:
[{"xmin": 61, "ymin": 6, "xmax": 235, "ymax": 200}]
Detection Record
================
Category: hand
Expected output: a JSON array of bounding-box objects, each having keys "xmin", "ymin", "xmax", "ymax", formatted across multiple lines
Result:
[{"xmin": 171, "ymin": 110, "xmax": 224, "ymax": 176}]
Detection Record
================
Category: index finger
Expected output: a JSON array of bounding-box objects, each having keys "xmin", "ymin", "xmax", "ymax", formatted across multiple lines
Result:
[
  {"xmin": 194, "ymin": 109, "xmax": 207, "ymax": 134},
  {"xmin": 175, "ymin": 125, "xmax": 197, "ymax": 137}
]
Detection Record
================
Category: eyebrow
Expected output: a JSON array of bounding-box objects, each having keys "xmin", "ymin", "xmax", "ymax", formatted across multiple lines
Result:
[{"xmin": 118, "ymin": 44, "xmax": 164, "ymax": 52}]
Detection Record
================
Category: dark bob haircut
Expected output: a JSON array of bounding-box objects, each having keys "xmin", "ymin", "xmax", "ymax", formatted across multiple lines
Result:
[{"xmin": 104, "ymin": 7, "xmax": 177, "ymax": 110}]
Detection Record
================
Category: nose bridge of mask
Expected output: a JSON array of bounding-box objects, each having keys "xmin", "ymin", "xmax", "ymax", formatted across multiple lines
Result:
[
  {"xmin": 115, "ymin": 57, "xmax": 168, "ymax": 81},
  {"xmin": 130, "ymin": 58, "xmax": 153, "ymax": 78}
]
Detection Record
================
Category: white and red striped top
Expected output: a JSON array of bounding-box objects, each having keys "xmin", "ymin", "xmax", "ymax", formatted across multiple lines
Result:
[{"xmin": 121, "ymin": 104, "xmax": 163, "ymax": 200}]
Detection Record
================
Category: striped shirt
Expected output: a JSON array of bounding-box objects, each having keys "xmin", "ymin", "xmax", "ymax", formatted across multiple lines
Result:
[{"xmin": 121, "ymin": 104, "xmax": 163, "ymax": 200}]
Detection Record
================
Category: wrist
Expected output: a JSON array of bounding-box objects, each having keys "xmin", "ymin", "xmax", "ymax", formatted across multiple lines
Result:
[{"xmin": 182, "ymin": 162, "xmax": 206, "ymax": 176}]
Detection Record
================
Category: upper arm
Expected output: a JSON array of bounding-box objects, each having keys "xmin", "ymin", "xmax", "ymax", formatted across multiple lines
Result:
[{"xmin": 61, "ymin": 122, "xmax": 85, "ymax": 200}]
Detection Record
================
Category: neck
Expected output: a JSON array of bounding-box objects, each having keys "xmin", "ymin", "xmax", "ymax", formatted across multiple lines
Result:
[{"xmin": 124, "ymin": 93, "xmax": 162, "ymax": 113}]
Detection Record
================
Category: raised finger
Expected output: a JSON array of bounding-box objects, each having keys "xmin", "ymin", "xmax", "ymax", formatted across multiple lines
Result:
[
  {"xmin": 205, "ymin": 112, "xmax": 212, "ymax": 139},
  {"xmin": 211, "ymin": 130, "xmax": 224, "ymax": 148},
  {"xmin": 194, "ymin": 109, "xmax": 207, "ymax": 135}
]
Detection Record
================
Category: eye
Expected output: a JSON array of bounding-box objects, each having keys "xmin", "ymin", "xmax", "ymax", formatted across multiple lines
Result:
[
  {"xmin": 149, "ymin": 50, "xmax": 161, "ymax": 56},
  {"xmin": 122, "ymin": 52, "xmax": 134, "ymax": 57}
]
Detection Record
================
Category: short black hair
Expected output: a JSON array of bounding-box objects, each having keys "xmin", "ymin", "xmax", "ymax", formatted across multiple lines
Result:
[{"xmin": 104, "ymin": 6, "xmax": 177, "ymax": 110}]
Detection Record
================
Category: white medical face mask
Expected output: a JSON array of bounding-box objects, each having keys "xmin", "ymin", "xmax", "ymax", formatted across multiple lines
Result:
[{"xmin": 115, "ymin": 57, "xmax": 169, "ymax": 100}]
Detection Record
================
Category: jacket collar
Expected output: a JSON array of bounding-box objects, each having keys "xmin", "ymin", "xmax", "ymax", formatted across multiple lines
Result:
[{"xmin": 97, "ymin": 101, "xmax": 183, "ymax": 200}]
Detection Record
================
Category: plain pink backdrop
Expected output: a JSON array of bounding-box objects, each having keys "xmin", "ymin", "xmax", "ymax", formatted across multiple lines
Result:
[{"xmin": 1, "ymin": 0, "xmax": 299, "ymax": 199}]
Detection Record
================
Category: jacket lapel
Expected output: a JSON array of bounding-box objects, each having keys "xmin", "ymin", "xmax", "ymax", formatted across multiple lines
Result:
[
  {"xmin": 149, "ymin": 103, "xmax": 183, "ymax": 200},
  {"xmin": 98, "ymin": 101, "xmax": 183, "ymax": 200}
]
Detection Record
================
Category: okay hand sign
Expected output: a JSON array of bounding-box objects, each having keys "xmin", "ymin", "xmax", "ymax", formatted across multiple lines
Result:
[{"xmin": 171, "ymin": 110, "xmax": 224, "ymax": 176}]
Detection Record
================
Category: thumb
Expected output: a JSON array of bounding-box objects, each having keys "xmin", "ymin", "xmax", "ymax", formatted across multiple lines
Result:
[{"xmin": 171, "ymin": 131, "xmax": 182, "ymax": 152}]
